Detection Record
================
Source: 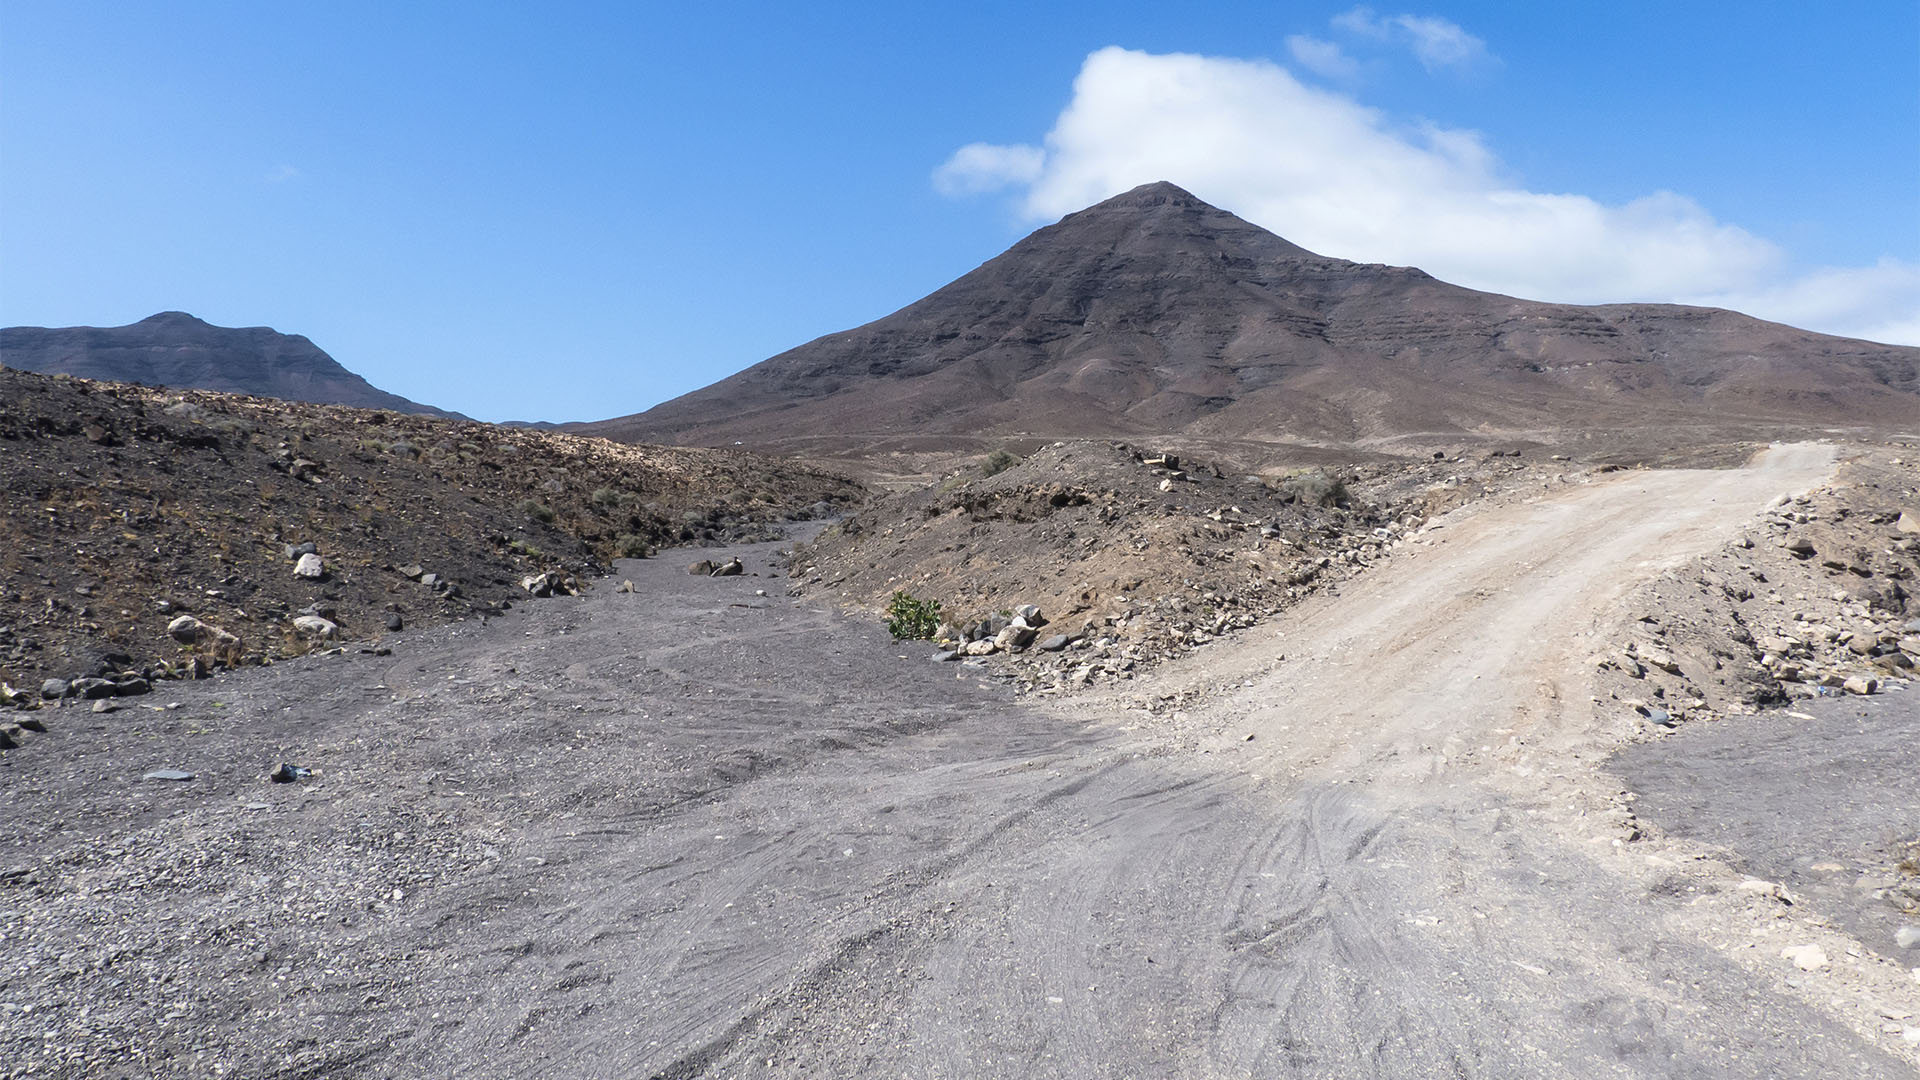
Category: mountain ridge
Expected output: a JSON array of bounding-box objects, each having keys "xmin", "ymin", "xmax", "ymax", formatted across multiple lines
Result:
[{"xmin": 0, "ymin": 311, "xmax": 464, "ymax": 418}]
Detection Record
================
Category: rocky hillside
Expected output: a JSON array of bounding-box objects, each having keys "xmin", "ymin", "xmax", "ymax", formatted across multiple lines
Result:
[
  {"xmin": 788, "ymin": 439, "xmax": 1579, "ymax": 694},
  {"xmin": 0, "ymin": 370, "xmax": 860, "ymax": 709},
  {"xmin": 1, "ymin": 311, "xmax": 461, "ymax": 417},
  {"xmin": 582, "ymin": 182, "xmax": 1920, "ymax": 454}
]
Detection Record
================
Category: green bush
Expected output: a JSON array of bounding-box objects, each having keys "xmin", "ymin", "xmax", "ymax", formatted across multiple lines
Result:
[
  {"xmin": 884, "ymin": 591, "xmax": 943, "ymax": 640},
  {"xmin": 613, "ymin": 533, "xmax": 652, "ymax": 558},
  {"xmin": 591, "ymin": 487, "xmax": 621, "ymax": 508},
  {"xmin": 982, "ymin": 449, "xmax": 1021, "ymax": 477},
  {"xmin": 515, "ymin": 498, "xmax": 556, "ymax": 523}
]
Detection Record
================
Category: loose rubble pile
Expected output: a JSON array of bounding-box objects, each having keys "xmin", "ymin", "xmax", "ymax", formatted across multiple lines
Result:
[
  {"xmin": 1593, "ymin": 449, "xmax": 1916, "ymax": 734},
  {"xmin": 795, "ymin": 440, "xmax": 1578, "ymax": 694},
  {"xmin": 0, "ymin": 368, "xmax": 861, "ymax": 728}
]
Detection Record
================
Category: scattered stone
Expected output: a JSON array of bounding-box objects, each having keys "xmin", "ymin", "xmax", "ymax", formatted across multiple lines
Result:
[
  {"xmin": 688, "ymin": 560, "xmax": 716, "ymax": 576},
  {"xmin": 0, "ymin": 728, "xmax": 14, "ymax": 749},
  {"xmin": 711, "ymin": 558, "xmax": 745, "ymax": 577},
  {"xmin": 994, "ymin": 625, "xmax": 1038, "ymax": 650},
  {"xmin": 1780, "ymin": 944, "xmax": 1828, "ymax": 971},
  {"xmin": 40, "ymin": 678, "xmax": 69, "ymax": 700},
  {"xmin": 384, "ymin": 613, "xmax": 404, "ymax": 631},
  {"xmin": 284, "ymin": 541, "xmax": 318, "ymax": 560},
  {"xmin": 1898, "ymin": 511, "xmax": 1920, "ymax": 535},
  {"xmin": 964, "ymin": 639, "xmax": 998, "ymax": 656},
  {"xmin": 519, "ymin": 572, "xmax": 579, "ymax": 598},
  {"xmin": 1842, "ymin": 675, "xmax": 1879, "ymax": 696},
  {"xmin": 1014, "ymin": 604, "xmax": 1042, "ymax": 623},
  {"xmin": 418, "ymin": 572, "xmax": 440, "ymax": 587},
  {"xmin": 165, "ymin": 614, "xmax": 238, "ymax": 647},
  {"xmin": 268, "ymin": 763, "xmax": 312, "ymax": 783},
  {"xmin": 113, "ymin": 677, "xmax": 150, "ymax": 696},
  {"xmin": 91, "ymin": 699, "xmax": 117, "ymax": 714},
  {"xmin": 616, "ymin": 580, "xmax": 635, "ymax": 593},
  {"xmin": 1037, "ymin": 634, "xmax": 1071, "ymax": 652},
  {"xmin": 16, "ymin": 716, "xmax": 46, "ymax": 733},
  {"xmin": 74, "ymin": 678, "xmax": 117, "ymax": 700},
  {"xmin": 1634, "ymin": 644, "xmax": 1683, "ymax": 675},
  {"xmin": 1896, "ymin": 926, "xmax": 1920, "ymax": 950},
  {"xmin": 396, "ymin": 564, "xmax": 425, "ymax": 580},
  {"xmin": 929, "ymin": 649, "xmax": 960, "ymax": 663},
  {"xmin": 1781, "ymin": 537, "xmax": 1816, "ymax": 557},
  {"xmin": 292, "ymin": 615, "xmax": 339, "ymax": 639},
  {"xmin": 292, "ymin": 552, "xmax": 326, "ymax": 579}
]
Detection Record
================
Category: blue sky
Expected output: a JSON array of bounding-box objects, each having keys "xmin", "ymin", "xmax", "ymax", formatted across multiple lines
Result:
[{"xmin": 3, "ymin": 2, "xmax": 1915, "ymax": 422}]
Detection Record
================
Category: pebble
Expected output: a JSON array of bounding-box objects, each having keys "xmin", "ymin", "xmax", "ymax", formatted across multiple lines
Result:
[
  {"xmin": 1780, "ymin": 944, "xmax": 1828, "ymax": 971},
  {"xmin": 292, "ymin": 615, "xmax": 339, "ymax": 639},
  {"xmin": 142, "ymin": 768, "xmax": 195, "ymax": 782},
  {"xmin": 292, "ymin": 552, "xmax": 325, "ymax": 579},
  {"xmin": 1897, "ymin": 925, "xmax": 1920, "ymax": 950}
]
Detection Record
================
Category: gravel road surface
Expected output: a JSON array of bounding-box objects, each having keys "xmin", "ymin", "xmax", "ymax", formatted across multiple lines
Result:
[{"xmin": 4, "ymin": 443, "xmax": 1915, "ymax": 1078}]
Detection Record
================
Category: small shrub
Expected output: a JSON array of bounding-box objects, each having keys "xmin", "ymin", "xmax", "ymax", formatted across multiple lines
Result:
[
  {"xmin": 515, "ymin": 498, "xmax": 556, "ymax": 523},
  {"xmin": 1275, "ymin": 469, "xmax": 1351, "ymax": 508},
  {"xmin": 982, "ymin": 449, "xmax": 1021, "ymax": 477},
  {"xmin": 509, "ymin": 538, "xmax": 545, "ymax": 559},
  {"xmin": 884, "ymin": 591, "xmax": 943, "ymax": 640},
  {"xmin": 613, "ymin": 533, "xmax": 652, "ymax": 558},
  {"xmin": 591, "ymin": 487, "xmax": 622, "ymax": 508}
]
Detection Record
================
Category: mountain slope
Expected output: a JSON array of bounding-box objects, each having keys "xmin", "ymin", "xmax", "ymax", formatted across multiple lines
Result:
[
  {"xmin": 0, "ymin": 311, "xmax": 462, "ymax": 418},
  {"xmin": 578, "ymin": 182, "xmax": 1920, "ymax": 451}
]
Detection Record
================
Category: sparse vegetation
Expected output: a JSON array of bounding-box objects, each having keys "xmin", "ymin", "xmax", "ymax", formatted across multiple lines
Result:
[
  {"xmin": 613, "ymin": 533, "xmax": 652, "ymax": 558},
  {"xmin": 591, "ymin": 487, "xmax": 622, "ymax": 508},
  {"xmin": 1274, "ymin": 468, "xmax": 1350, "ymax": 508},
  {"xmin": 884, "ymin": 591, "xmax": 943, "ymax": 640},
  {"xmin": 515, "ymin": 498, "xmax": 556, "ymax": 523},
  {"xmin": 982, "ymin": 449, "xmax": 1021, "ymax": 477}
]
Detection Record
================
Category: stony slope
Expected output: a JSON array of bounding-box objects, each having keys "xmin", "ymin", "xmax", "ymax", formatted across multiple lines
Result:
[
  {"xmin": 0, "ymin": 311, "xmax": 462, "ymax": 417},
  {"xmin": 580, "ymin": 182, "xmax": 1920, "ymax": 453},
  {"xmin": 0, "ymin": 369, "xmax": 859, "ymax": 702}
]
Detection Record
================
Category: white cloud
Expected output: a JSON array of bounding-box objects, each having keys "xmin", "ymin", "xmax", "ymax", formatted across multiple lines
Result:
[
  {"xmin": 1392, "ymin": 14, "xmax": 1488, "ymax": 71},
  {"xmin": 1285, "ymin": 35, "xmax": 1359, "ymax": 80},
  {"xmin": 1331, "ymin": 7, "xmax": 1491, "ymax": 72},
  {"xmin": 933, "ymin": 46, "xmax": 1919, "ymax": 347},
  {"xmin": 932, "ymin": 143, "xmax": 1045, "ymax": 196}
]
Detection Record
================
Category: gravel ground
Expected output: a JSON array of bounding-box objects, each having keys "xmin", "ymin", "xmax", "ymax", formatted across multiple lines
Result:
[
  {"xmin": 1614, "ymin": 684, "xmax": 1920, "ymax": 961},
  {"xmin": 2, "ymin": 445, "xmax": 1915, "ymax": 1078}
]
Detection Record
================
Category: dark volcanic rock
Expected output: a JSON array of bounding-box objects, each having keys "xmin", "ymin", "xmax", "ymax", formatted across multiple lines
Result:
[
  {"xmin": 0, "ymin": 311, "xmax": 461, "ymax": 417},
  {"xmin": 580, "ymin": 182, "xmax": 1920, "ymax": 452}
]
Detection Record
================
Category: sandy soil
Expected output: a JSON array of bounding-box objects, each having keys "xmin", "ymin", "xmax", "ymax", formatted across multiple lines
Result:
[{"xmin": 4, "ymin": 443, "xmax": 1915, "ymax": 1078}]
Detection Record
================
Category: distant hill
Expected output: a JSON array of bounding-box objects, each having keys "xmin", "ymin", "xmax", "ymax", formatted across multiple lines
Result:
[
  {"xmin": 578, "ymin": 181, "xmax": 1920, "ymax": 452},
  {"xmin": 0, "ymin": 311, "xmax": 463, "ymax": 418}
]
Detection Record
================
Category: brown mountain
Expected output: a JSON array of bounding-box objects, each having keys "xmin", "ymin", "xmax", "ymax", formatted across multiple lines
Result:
[
  {"xmin": 578, "ymin": 181, "xmax": 1920, "ymax": 453},
  {"xmin": 0, "ymin": 311, "xmax": 462, "ymax": 418}
]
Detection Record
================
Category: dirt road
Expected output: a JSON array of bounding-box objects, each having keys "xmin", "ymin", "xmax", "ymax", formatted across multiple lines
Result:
[{"xmin": 5, "ymin": 443, "xmax": 1916, "ymax": 1078}]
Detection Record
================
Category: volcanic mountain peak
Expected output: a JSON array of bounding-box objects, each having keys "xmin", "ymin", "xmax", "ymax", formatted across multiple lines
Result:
[
  {"xmin": 139, "ymin": 310, "xmax": 213, "ymax": 327},
  {"xmin": 578, "ymin": 181, "xmax": 1920, "ymax": 453}
]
